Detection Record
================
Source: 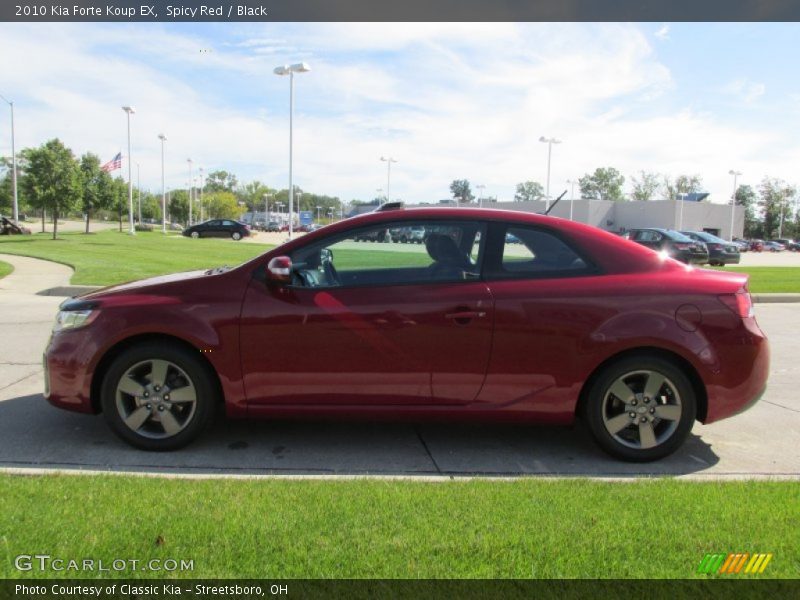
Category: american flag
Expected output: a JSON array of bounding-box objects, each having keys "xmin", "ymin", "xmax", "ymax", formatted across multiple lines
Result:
[{"xmin": 101, "ymin": 152, "xmax": 122, "ymax": 172}]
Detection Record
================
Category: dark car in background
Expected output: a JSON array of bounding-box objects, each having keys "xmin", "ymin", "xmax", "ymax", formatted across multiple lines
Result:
[
  {"xmin": 390, "ymin": 226, "xmax": 426, "ymax": 243},
  {"xmin": 182, "ymin": 219, "xmax": 250, "ymax": 240},
  {"xmin": 749, "ymin": 239, "xmax": 765, "ymax": 252},
  {"xmin": 680, "ymin": 231, "xmax": 741, "ymax": 266},
  {"xmin": 627, "ymin": 228, "xmax": 708, "ymax": 264}
]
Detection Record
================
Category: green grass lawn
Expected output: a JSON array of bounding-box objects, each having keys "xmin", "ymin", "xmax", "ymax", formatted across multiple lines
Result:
[
  {"xmin": 0, "ymin": 259, "xmax": 12, "ymax": 280},
  {"xmin": 0, "ymin": 475, "xmax": 797, "ymax": 579},
  {"xmin": 0, "ymin": 230, "xmax": 271, "ymax": 286},
  {"xmin": 714, "ymin": 267, "xmax": 800, "ymax": 294}
]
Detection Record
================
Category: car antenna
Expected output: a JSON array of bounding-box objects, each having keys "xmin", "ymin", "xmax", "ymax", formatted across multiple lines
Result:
[{"xmin": 542, "ymin": 190, "xmax": 568, "ymax": 216}]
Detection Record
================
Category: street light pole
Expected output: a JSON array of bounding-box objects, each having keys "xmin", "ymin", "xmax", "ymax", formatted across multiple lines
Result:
[
  {"xmin": 199, "ymin": 167, "xmax": 204, "ymax": 223},
  {"xmin": 158, "ymin": 134, "xmax": 167, "ymax": 234},
  {"xmin": 187, "ymin": 159, "xmax": 193, "ymax": 226},
  {"xmin": 380, "ymin": 157, "xmax": 397, "ymax": 204},
  {"xmin": 539, "ymin": 136, "xmax": 562, "ymax": 213},
  {"xmin": 0, "ymin": 94, "xmax": 18, "ymax": 224},
  {"xmin": 274, "ymin": 63, "xmax": 311, "ymax": 240},
  {"xmin": 122, "ymin": 106, "xmax": 136, "ymax": 235},
  {"xmin": 728, "ymin": 170, "xmax": 741, "ymax": 241},
  {"xmin": 566, "ymin": 179, "xmax": 578, "ymax": 221},
  {"xmin": 476, "ymin": 184, "xmax": 485, "ymax": 208},
  {"xmin": 136, "ymin": 162, "xmax": 141, "ymax": 224}
]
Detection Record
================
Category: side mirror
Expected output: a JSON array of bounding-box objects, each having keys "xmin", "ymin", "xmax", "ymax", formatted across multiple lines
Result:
[{"xmin": 267, "ymin": 256, "xmax": 292, "ymax": 283}]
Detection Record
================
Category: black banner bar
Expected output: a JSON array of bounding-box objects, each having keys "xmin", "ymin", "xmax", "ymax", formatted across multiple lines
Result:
[
  {"xmin": 3, "ymin": 1, "xmax": 800, "ymax": 23},
  {"xmin": 2, "ymin": 579, "xmax": 799, "ymax": 600}
]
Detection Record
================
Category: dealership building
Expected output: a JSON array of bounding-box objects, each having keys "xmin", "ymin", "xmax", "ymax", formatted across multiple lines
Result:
[{"xmin": 485, "ymin": 196, "xmax": 744, "ymax": 239}]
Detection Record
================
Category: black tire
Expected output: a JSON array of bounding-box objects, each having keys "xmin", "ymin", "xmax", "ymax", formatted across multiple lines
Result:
[
  {"xmin": 583, "ymin": 355, "xmax": 696, "ymax": 462},
  {"xmin": 101, "ymin": 342, "xmax": 217, "ymax": 451},
  {"xmin": 190, "ymin": 231, "xmax": 200, "ymax": 239},
  {"xmin": 232, "ymin": 231, "xmax": 242, "ymax": 241}
]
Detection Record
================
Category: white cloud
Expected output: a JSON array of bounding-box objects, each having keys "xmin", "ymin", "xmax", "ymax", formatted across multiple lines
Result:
[
  {"xmin": 655, "ymin": 24, "xmax": 670, "ymax": 41},
  {"xmin": 723, "ymin": 78, "xmax": 766, "ymax": 104}
]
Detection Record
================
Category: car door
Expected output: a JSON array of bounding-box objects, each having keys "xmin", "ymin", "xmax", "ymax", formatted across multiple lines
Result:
[
  {"xmin": 204, "ymin": 220, "xmax": 222, "ymax": 237},
  {"xmin": 478, "ymin": 222, "xmax": 607, "ymax": 417},
  {"xmin": 239, "ymin": 219, "xmax": 494, "ymax": 406}
]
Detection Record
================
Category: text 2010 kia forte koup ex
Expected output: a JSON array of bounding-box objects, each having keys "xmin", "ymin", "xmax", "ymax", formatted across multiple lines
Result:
[{"xmin": 44, "ymin": 207, "xmax": 769, "ymax": 461}]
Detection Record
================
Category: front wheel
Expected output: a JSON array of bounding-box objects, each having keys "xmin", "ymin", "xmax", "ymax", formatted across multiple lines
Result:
[
  {"xmin": 583, "ymin": 356, "xmax": 696, "ymax": 462},
  {"xmin": 190, "ymin": 231, "xmax": 200, "ymax": 239},
  {"xmin": 101, "ymin": 343, "xmax": 217, "ymax": 450}
]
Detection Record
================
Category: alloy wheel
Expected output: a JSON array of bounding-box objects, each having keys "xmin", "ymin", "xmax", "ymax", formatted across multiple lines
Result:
[
  {"xmin": 115, "ymin": 359, "xmax": 198, "ymax": 439},
  {"xmin": 601, "ymin": 369, "xmax": 682, "ymax": 450}
]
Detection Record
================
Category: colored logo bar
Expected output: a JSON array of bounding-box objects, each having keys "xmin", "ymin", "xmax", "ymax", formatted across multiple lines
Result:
[{"xmin": 697, "ymin": 553, "xmax": 772, "ymax": 575}]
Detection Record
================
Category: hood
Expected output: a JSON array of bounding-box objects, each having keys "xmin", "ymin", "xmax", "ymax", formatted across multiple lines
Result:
[{"xmin": 80, "ymin": 269, "xmax": 211, "ymax": 299}]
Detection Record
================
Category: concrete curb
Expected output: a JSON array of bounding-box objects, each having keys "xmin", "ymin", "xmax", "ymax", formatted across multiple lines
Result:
[{"xmin": 752, "ymin": 293, "xmax": 800, "ymax": 303}]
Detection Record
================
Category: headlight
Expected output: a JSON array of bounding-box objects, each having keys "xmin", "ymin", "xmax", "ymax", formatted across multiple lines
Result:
[{"xmin": 53, "ymin": 309, "xmax": 95, "ymax": 332}]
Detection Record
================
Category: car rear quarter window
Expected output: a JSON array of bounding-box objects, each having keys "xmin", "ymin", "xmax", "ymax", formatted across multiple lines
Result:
[{"xmin": 488, "ymin": 225, "xmax": 593, "ymax": 279}]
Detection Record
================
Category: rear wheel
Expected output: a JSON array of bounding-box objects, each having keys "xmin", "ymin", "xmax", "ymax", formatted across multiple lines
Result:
[
  {"xmin": 101, "ymin": 342, "xmax": 217, "ymax": 450},
  {"xmin": 583, "ymin": 356, "xmax": 696, "ymax": 462},
  {"xmin": 232, "ymin": 231, "xmax": 242, "ymax": 241}
]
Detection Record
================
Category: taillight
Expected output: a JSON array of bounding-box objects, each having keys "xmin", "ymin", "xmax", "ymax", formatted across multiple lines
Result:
[{"xmin": 719, "ymin": 287, "xmax": 754, "ymax": 319}]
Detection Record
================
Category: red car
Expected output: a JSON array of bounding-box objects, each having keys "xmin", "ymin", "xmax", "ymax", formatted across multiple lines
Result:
[{"xmin": 44, "ymin": 206, "xmax": 769, "ymax": 461}]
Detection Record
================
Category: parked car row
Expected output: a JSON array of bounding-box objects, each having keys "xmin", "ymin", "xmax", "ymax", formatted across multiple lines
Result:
[
  {"xmin": 730, "ymin": 238, "xmax": 800, "ymax": 252},
  {"xmin": 621, "ymin": 228, "xmax": 744, "ymax": 266}
]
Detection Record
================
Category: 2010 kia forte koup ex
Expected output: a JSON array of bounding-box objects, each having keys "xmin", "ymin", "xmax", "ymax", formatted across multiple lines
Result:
[{"xmin": 44, "ymin": 206, "xmax": 769, "ymax": 461}]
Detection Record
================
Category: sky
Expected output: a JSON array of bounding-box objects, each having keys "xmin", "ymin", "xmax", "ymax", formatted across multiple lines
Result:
[{"xmin": 0, "ymin": 22, "xmax": 799, "ymax": 204}]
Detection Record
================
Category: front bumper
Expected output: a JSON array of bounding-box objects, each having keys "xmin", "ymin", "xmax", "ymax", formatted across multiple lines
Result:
[{"xmin": 43, "ymin": 328, "xmax": 98, "ymax": 414}]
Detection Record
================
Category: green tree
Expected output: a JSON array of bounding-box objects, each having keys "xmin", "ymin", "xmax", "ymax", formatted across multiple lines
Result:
[
  {"xmin": 514, "ymin": 181, "xmax": 544, "ymax": 202},
  {"xmin": 675, "ymin": 174, "xmax": 703, "ymax": 195},
  {"xmin": 237, "ymin": 180, "xmax": 276, "ymax": 212},
  {"xmin": 204, "ymin": 170, "xmax": 238, "ymax": 193},
  {"xmin": 450, "ymin": 179, "xmax": 473, "ymax": 204},
  {"xmin": 79, "ymin": 152, "xmax": 114, "ymax": 233},
  {"xmin": 107, "ymin": 177, "xmax": 128, "ymax": 232},
  {"xmin": 631, "ymin": 171, "xmax": 661, "ymax": 201},
  {"xmin": 758, "ymin": 178, "xmax": 796, "ymax": 239},
  {"xmin": 204, "ymin": 191, "xmax": 241, "ymax": 220},
  {"xmin": 734, "ymin": 184, "xmax": 759, "ymax": 238},
  {"xmin": 20, "ymin": 139, "xmax": 82, "ymax": 239},
  {"xmin": 169, "ymin": 189, "xmax": 190, "ymax": 225},
  {"xmin": 579, "ymin": 167, "xmax": 625, "ymax": 202},
  {"xmin": 0, "ymin": 157, "xmax": 15, "ymax": 216}
]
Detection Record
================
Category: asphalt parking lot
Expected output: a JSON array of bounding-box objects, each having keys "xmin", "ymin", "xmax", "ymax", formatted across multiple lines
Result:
[{"xmin": 1, "ymin": 253, "xmax": 798, "ymax": 479}]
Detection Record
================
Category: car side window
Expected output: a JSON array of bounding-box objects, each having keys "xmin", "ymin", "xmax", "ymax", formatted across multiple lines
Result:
[
  {"xmin": 289, "ymin": 221, "xmax": 485, "ymax": 288},
  {"xmin": 488, "ymin": 225, "xmax": 591, "ymax": 279},
  {"xmin": 222, "ymin": 220, "xmax": 235, "ymax": 226}
]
